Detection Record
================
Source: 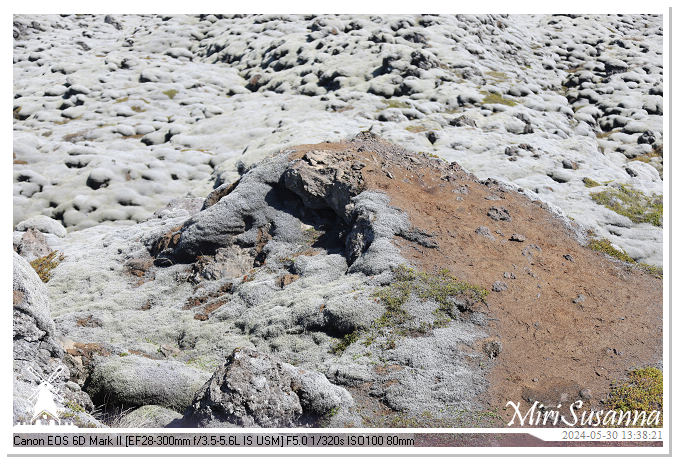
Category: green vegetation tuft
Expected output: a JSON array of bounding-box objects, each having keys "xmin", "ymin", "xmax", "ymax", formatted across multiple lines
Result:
[
  {"xmin": 480, "ymin": 91, "xmax": 517, "ymax": 107},
  {"xmin": 373, "ymin": 265, "xmax": 488, "ymax": 326},
  {"xmin": 582, "ymin": 177, "xmax": 601, "ymax": 188},
  {"xmin": 638, "ymin": 263, "xmax": 663, "ymax": 279},
  {"xmin": 588, "ymin": 238, "xmax": 635, "ymax": 263},
  {"xmin": 162, "ymin": 89, "xmax": 178, "ymax": 99},
  {"xmin": 65, "ymin": 401, "xmax": 85, "ymax": 413},
  {"xmin": 485, "ymin": 71, "xmax": 510, "ymax": 82},
  {"xmin": 381, "ymin": 98, "xmax": 411, "ymax": 109},
  {"xmin": 630, "ymin": 146, "xmax": 663, "ymax": 178},
  {"xmin": 405, "ymin": 125, "xmax": 427, "ymax": 133},
  {"xmin": 331, "ymin": 331, "xmax": 360, "ymax": 354},
  {"xmin": 588, "ymin": 238, "xmax": 663, "ymax": 278},
  {"xmin": 30, "ymin": 251, "xmax": 65, "ymax": 283},
  {"xmin": 590, "ymin": 184, "xmax": 662, "ymax": 227},
  {"xmin": 606, "ymin": 367, "xmax": 663, "ymax": 427},
  {"xmin": 330, "ymin": 266, "xmax": 488, "ymax": 356},
  {"xmin": 418, "ymin": 151, "xmax": 440, "ymax": 159}
]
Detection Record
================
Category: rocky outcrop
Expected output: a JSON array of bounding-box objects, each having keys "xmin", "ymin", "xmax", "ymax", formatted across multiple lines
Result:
[
  {"xmin": 182, "ymin": 348, "xmax": 358, "ymax": 427},
  {"xmin": 282, "ymin": 150, "xmax": 364, "ymax": 221},
  {"xmin": 20, "ymin": 133, "xmax": 662, "ymax": 429},
  {"xmin": 14, "ymin": 227, "xmax": 51, "ymax": 261},
  {"xmin": 156, "ymin": 134, "xmax": 433, "ymax": 278},
  {"xmin": 13, "ymin": 252, "xmax": 99, "ymax": 426}
]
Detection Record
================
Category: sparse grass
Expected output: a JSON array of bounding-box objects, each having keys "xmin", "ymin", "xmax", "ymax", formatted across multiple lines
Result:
[
  {"xmin": 405, "ymin": 125, "xmax": 427, "ymax": 133},
  {"xmin": 638, "ymin": 263, "xmax": 663, "ymax": 279},
  {"xmin": 331, "ymin": 331, "xmax": 360, "ymax": 354},
  {"xmin": 55, "ymin": 116, "xmax": 82, "ymax": 126},
  {"xmin": 65, "ymin": 401, "xmax": 85, "ymax": 413},
  {"xmin": 583, "ymin": 177, "xmax": 601, "ymax": 188},
  {"xmin": 332, "ymin": 266, "xmax": 488, "ymax": 357},
  {"xmin": 590, "ymin": 184, "xmax": 662, "ymax": 227},
  {"xmin": 381, "ymin": 98, "xmax": 411, "ymax": 109},
  {"xmin": 62, "ymin": 129, "xmax": 89, "ymax": 142},
  {"xmin": 93, "ymin": 405, "xmax": 136, "ymax": 428},
  {"xmin": 302, "ymin": 227, "xmax": 322, "ymax": 244},
  {"xmin": 630, "ymin": 146, "xmax": 663, "ymax": 178},
  {"xmin": 114, "ymin": 96, "xmax": 129, "ymax": 103},
  {"xmin": 566, "ymin": 65, "xmax": 585, "ymax": 74},
  {"xmin": 485, "ymin": 71, "xmax": 509, "ymax": 81},
  {"xmin": 605, "ymin": 367, "xmax": 663, "ymax": 427},
  {"xmin": 588, "ymin": 238, "xmax": 663, "ymax": 278},
  {"xmin": 162, "ymin": 89, "xmax": 178, "ymax": 99},
  {"xmin": 130, "ymin": 105, "xmax": 145, "ymax": 113},
  {"xmin": 374, "ymin": 265, "xmax": 487, "ymax": 326},
  {"xmin": 588, "ymin": 238, "xmax": 635, "ymax": 263},
  {"xmin": 596, "ymin": 129, "xmax": 619, "ymax": 139},
  {"xmin": 186, "ymin": 356, "xmax": 219, "ymax": 372},
  {"xmin": 30, "ymin": 251, "xmax": 65, "ymax": 283},
  {"xmin": 480, "ymin": 91, "xmax": 517, "ymax": 106},
  {"xmin": 13, "ymin": 152, "xmax": 28, "ymax": 165}
]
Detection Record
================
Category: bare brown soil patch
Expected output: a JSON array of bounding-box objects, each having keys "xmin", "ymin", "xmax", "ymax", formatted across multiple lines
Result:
[{"xmin": 288, "ymin": 135, "xmax": 663, "ymax": 424}]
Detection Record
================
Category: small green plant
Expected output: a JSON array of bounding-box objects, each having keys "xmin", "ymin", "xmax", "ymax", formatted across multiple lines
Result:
[
  {"xmin": 583, "ymin": 177, "xmax": 601, "ymax": 188},
  {"xmin": 606, "ymin": 367, "xmax": 663, "ymax": 427},
  {"xmin": 118, "ymin": 352, "xmax": 129, "ymax": 357},
  {"xmin": 331, "ymin": 331, "xmax": 360, "ymax": 354},
  {"xmin": 162, "ymin": 89, "xmax": 178, "ymax": 99},
  {"xmin": 588, "ymin": 238, "xmax": 635, "ymax": 263},
  {"xmin": 30, "ymin": 251, "xmax": 64, "ymax": 283},
  {"xmin": 590, "ymin": 184, "xmax": 662, "ymax": 227},
  {"xmin": 65, "ymin": 401, "xmax": 85, "ymax": 413},
  {"xmin": 588, "ymin": 238, "xmax": 662, "ymax": 278},
  {"xmin": 480, "ymin": 91, "xmax": 517, "ymax": 107},
  {"xmin": 638, "ymin": 263, "xmax": 663, "ymax": 279},
  {"xmin": 373, "ymin": 265, "xmax": 487, "ymax": 328}
]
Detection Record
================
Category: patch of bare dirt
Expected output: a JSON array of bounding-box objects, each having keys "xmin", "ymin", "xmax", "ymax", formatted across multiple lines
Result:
[{"xmin": 288, "ymin": 134, "xmax": 663, "ymax": 425}]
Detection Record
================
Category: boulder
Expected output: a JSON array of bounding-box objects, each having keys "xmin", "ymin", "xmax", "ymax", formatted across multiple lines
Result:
[
  {"xmin": 15, "ymin": 227, "xmax": 51, "ymax": 261},
  {"xmin": 182, "ymin": 347, "xmax": 357, "ymax": 427},
  {"xmin": 117, "ymin": 405, "xmax": 182, "ymax": 428},
  {"xmin": 86, "ymin": 355, "xmax": 211, "ymax": 412}
]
